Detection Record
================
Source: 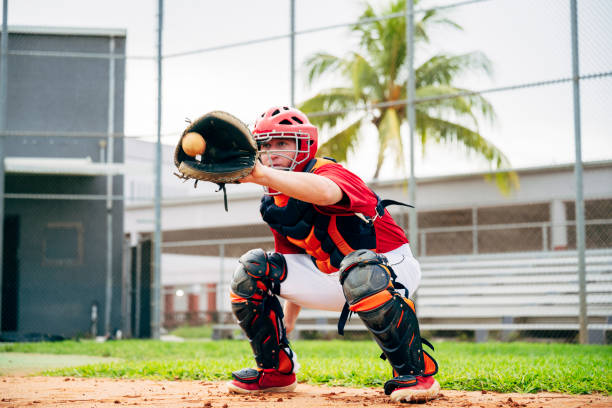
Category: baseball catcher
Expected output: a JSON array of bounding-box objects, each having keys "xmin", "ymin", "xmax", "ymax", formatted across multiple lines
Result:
[{"xmin": 175, "ymin": 106, "xmax": 439, "ymax": 403}]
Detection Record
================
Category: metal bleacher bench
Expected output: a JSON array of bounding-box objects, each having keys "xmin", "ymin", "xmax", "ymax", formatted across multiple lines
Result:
[{"xmin": 214, "ymin": 249, "xmax": 612, "ymax": 343}]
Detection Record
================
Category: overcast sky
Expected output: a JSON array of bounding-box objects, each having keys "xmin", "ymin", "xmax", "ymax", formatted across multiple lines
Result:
[{"xmin": 3, "ymin": 0, "xmax": 611, "ymax": 181}]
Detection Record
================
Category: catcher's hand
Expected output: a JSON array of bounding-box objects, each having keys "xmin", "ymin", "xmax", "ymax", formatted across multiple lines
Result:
[{"xmin": 174, "ymin": 111, "xmax": 258, "ymax": 186}]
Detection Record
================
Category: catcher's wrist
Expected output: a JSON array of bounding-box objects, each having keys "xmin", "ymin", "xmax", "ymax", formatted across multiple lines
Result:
[{"xmin": 241, "ymin": 162, "xmax": 270, "ymax": 185}]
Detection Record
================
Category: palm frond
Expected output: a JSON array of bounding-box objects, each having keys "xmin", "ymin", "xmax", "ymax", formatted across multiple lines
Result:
[
  {"xmin": 304, "ymin": 53, "xmax": 345, "ymax": 86},
  {"xmin": 415, "ymin": 9, "xmax": 435, "ymax": 43},
  {"xmin": 416, "ymin": 84, "xmax": 496, "ymax": 126},
  {"xmin": 298, "ymin": 88, "xmax": 360, "ymax": 129},
  {"xmin": 484, "ymin": 171, "xmax": 521, "ymax": 195},
  {"xmin": 374, "ymin": 108, "xmax": 403, "ymax": 179},
  {"xmin": 418, "ymin": 113, "xmax": 507, "ymax": 166},
  {"xmin": 418, "ymin": 114, "xmax": 518, "ymax": 192},
  {"xmin": 298, "ymin": 0, "xmax": 510, "ymax": 192},
  {"xmin": 346, "ymin": 52, "xmax": 384, "ymax": 101},
  {"xmin": 430, "ymin": 17, "xmax": 463, "ymax": 31},
  {"xmin": 317, "ymin": 117, "xmax": 365, "ymax": 163},
  {"xmin": 351, "ymin": 4, "xmax": 382, "ymax": 58},
  {"xmin": 418, "ymin": 10, "xmax": 464, "ymax": 37},
  {"xmin": 416, "ymin": 52, "xmax": 493, "ymax": 87}
]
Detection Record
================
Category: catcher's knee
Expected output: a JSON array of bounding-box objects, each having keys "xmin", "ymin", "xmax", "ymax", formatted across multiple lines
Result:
[
  {"xmin": 230, "ymin": 248, "xmax": 287, "ymax": 302},
  {"xmin": 339, "ymin": 249, "xmax": 394, "ymax": 311}
]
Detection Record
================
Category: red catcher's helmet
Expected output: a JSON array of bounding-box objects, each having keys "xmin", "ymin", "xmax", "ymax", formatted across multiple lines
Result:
[{"xmin": 252, "ymin": 106, "xmax": 318, "ymax": 173}]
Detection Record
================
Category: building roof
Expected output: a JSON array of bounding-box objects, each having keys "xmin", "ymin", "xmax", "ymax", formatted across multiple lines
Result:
[
  {"xmin": 5, "ymin": 157, "xmax": 152, "ymax": 176},
  {"xmin": 370, "ymin": 160, "xmax": 612, "ymax": 188},
  {"xmin": 7, "ymin": 25, "xmax": 126, "ymax": 37}
]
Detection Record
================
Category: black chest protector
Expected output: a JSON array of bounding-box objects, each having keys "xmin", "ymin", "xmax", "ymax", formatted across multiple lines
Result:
[{"xmin": 260, "ymin": 158, "xmax": 380, "ymax": 273}]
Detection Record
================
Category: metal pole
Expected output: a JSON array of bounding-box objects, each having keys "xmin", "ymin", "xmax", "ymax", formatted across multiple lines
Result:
[
  {"xmin": 104, "ymin": 37, "xmax": 116, "ymax": 337},
  {"xmin": 0, "ymin": 0, "xmax": 6, "ymax": 130},
  {"xmin": 0, "ymin": 0, "xmax": 7, "ymax": 331},
  {"xmin": 121, "ymin": 236, "xmax": 132, "ymax": 337},
  {"xmin": 406, "ymin": 0, "xmax": 418, "ymax": 256},
  {"xmin": 570, "ymin": 0, "xmax": 587, "ymax": 344},
  {"xmin": 134, "ymin": 242, "xmax": 142, "ymax": 338},
  {"xmin": 472, "ymin": 207, "xmax": 478, "ymax": 254},
  {"xmin": 290, "ymin": 0, "xmax": 295, "ymax": 106},
  {"xmin": 152, "ymin": 0, "xmax": 163, "ymax": 340},
  {"xmin": 218, "ymin": 243, "xmax": 225, "ymax": 317}
]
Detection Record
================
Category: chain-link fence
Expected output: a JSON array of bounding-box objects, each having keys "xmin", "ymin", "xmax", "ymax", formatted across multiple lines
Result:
[{"xmin": 0, "ymin": 0, "xmax": 610, "ymax": 344}]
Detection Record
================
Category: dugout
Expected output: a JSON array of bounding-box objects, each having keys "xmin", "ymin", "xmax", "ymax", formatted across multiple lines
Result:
[{"xmin": 0, "ymin": 26, "xmax": 126, "ymax": 340}]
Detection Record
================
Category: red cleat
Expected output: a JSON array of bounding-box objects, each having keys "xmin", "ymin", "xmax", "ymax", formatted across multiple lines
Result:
[
  {"xmin": 226, "ymin": 368, "xmax": 297, "ymax": 394},
  {"xmin": 385, "ymin": 375, "xmax": 440, "ymax": 403}
]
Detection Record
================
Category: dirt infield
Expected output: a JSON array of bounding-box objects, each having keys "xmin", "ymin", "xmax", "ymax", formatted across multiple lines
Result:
[{"xmin": 0, "ymin": 376, "xmax": 610, "ymax": 408}]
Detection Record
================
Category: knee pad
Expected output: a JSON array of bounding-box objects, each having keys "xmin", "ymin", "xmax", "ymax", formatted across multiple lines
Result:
[
  {"xmin": 339, "ymin": 249, "xmax": 437, "ymax": 379},
  {"xmin": 232, "ymin": 248, "xmax": 287, "ymax": 297},
  {"xmin": 230, "ymin": 249, "xmax": 294, "ymax": 373},
  {"xmin": 339, "ymin": 249, "xmax": 393, "ymax": 308}
]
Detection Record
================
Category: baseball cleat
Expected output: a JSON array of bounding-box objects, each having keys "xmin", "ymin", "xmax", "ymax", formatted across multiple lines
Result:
[
  {"xmin": 226, "ymin": 368, "xmax": 297, "ymax": 394},
  {"xmin": 385, "ymin": 375, "xmax": 440, "ymax": 403}
]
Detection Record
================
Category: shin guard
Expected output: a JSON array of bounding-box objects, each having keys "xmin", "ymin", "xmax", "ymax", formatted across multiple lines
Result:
[
  {"xmin": 357, "ymin": 295, "xmax": 437, "ymax": 377},
  {"xmin": 230, "ymin": 249, "xmax": 295, "ymax": 374},
  {"xmin": 339, "ymin": 249, "xmax": 437, "ymax": 379}
]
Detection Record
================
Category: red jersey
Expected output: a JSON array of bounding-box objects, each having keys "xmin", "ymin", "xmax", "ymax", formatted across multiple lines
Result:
[{"xmin": 272, "ymin": 161, "xmax": 408, "ymax": 254}]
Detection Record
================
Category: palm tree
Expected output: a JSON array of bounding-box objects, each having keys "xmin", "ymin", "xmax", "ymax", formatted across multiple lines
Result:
[{"xmin": 299, "ymin": 0, "xmax": 517, "ymax": 191}]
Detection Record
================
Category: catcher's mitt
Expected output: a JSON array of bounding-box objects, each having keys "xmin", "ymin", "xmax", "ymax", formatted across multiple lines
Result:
[{"xmin": 174, "ymin": 111, "xmax": 258, "ymax": 210}]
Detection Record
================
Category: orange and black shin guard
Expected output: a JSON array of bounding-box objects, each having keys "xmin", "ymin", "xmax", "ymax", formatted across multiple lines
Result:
[
  {"xmin": 230, "ymin": 294, "xmax": 294, "ymax": 373},
  {"xmin": 353, "ymin": 294, "xmax": 437, "ymax": 377},
  {"xmin": 230, "ymin": 249, "xmax": 294, "ymax": 373},
  {"xmin": 339, "ymin": 249, "xmax": 438, "ymax": 378}
]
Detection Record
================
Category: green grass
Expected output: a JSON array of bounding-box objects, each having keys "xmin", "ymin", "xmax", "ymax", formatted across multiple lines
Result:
[
  {"xmin": 168, "ymin": 325, "xmax": 213, "ymax": 339},
  {"xmin": 0, "ymin": 352, "xmax": 121, "ymax": 376},
  {"xmin": 0, "ymin": 340, "xmax": 610, "ymax": 394}
]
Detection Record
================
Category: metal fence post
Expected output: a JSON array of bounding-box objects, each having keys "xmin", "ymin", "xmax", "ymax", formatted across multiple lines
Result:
[
  {"xmin": 419, "ymin": 231, "xmax": 426, "ymax": 257},
  {"xmin": 218, "ymin": 242, "xmax": 225, "ymax": 321},
  {"xmin": 0, "ymin": 0, "xmax": 8, "ymax": 331},
  {"xmin": 570, "ymin": 0, "xmax": 587, "ymax": 345},
  {"xmin": 542, "ymin": 224, "xmax": 548, "ymax": 251},
  {"xmin": 472, "ymin": 207, "xmax": 478, "ymax": 254},
  {"xmin": 121, "ymin": 236, "xmax": 132, "ymax": 338},
  {"xmin": 290, "ymin": 0, "xmax": 295, "ymax": 106},
  {"xmin": 134, "ymin": 241, "xmax": 142, "ymax": 338},
  {"xmin": 406, "ymin": 0, "xmax": 418, "ymax": 257},
  {"xmin": 152, "ymin": 0, "xmax": 164, "ymax": 340},
  {"xmin": 104, "ymin": 36, "xmax": 115, "ymax": 337}
]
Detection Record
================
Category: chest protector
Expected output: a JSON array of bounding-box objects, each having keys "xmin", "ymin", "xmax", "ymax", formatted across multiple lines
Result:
[{"xmin": 260, "ymin": 158, "xmax": 378, "ymax": 274}]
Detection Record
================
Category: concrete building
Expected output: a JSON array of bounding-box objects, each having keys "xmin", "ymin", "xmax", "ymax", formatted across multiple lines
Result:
[{"xmin": 1, "ymin": 26, "xmax": 126, "ymax": 339}]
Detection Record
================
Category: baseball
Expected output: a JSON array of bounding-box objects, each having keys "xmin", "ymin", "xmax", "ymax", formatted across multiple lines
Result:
[{"xmin": 182, "ymin": 132, "xmax": 206, "ymax": 156}]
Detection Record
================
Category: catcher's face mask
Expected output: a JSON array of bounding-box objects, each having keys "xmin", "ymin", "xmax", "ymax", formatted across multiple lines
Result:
[
  {"xmin": 255, "ymin": 133, "xmax": 311, "ymax": 196},
  {"xmin": 253, "ymin": 106, "xmax": 319, "ymax": 195},
  {"xmin": 256, "ymin": 133, "xmax": 310, "ymax": 172}
]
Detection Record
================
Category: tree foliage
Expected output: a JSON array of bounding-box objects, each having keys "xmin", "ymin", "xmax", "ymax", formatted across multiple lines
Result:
[{"xmin": 299, "ymin": 0, "xmax": 518, "ymax": 192}]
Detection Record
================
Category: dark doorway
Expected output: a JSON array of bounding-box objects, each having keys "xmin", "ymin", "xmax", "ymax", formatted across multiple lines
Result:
[{"xmin": 2, "ymin": 215, "xmax": 19, "ymax": 331}]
